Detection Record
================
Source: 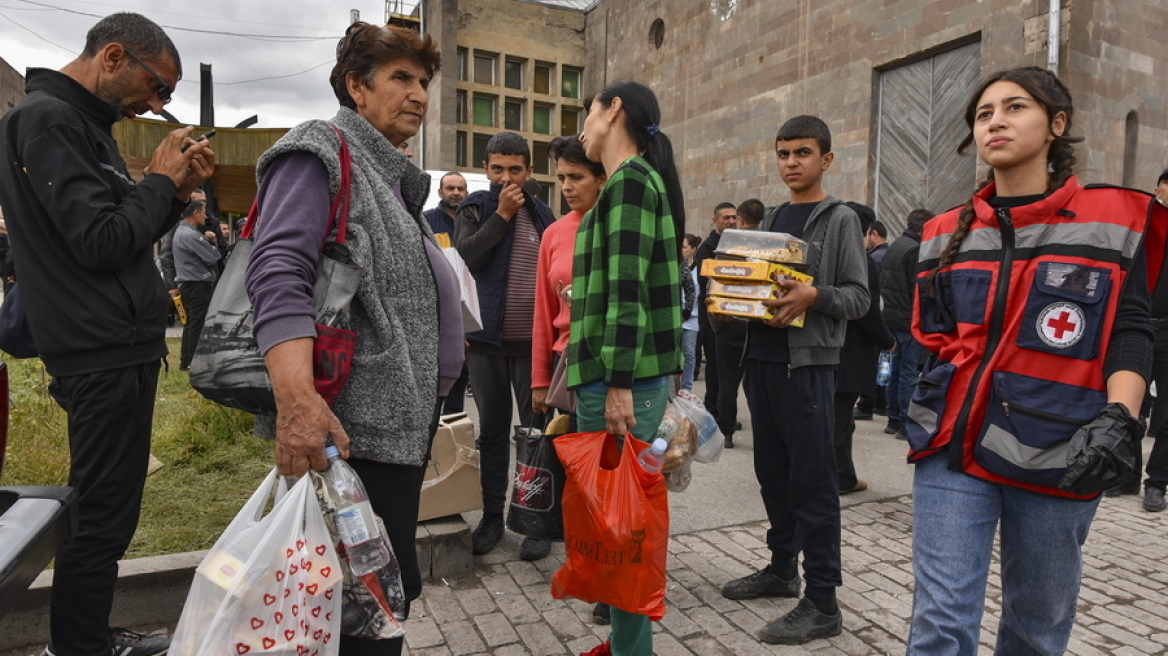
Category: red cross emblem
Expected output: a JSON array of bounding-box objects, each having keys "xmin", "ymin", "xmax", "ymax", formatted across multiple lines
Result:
[
  {"xmin": 1037, "ymin": 303, "xmax": 1085, "ymax": 348},
  {"xmin": 1046, "ymin": 311, "xmax": 1078, "ymax": 339}
]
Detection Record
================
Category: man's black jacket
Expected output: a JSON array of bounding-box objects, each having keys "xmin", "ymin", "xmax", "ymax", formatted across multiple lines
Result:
[
  {"xmin": 879, "ymin": 229, "xmax": 922, "ymax": 333},
  {"xmin": 0, "ymin": 69, "xmax": 186, "ymax": 376}
]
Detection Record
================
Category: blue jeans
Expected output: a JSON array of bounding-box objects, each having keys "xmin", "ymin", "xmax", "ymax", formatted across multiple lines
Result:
[
  {"xmin": 887, "ymin": 330, "xmax": 925, "ymax": 424},
  {"xmin": 906, "ymin": 454, "xmax": 1101, "ymax": 656},
  {"xmin": 680, "ymin": 328, "xmax": 699, "ymax": 390}
]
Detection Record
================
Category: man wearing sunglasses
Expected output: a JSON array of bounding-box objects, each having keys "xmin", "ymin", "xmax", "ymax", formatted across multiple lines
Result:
[{"xmin": 0, "ymin": 12, "xmax": 213, "ymax": 656}]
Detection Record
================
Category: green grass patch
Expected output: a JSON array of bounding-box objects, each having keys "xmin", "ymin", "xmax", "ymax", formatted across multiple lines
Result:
[{"xmin": 2, "ymin": 337, "xmax": 273, "ymax": 559}]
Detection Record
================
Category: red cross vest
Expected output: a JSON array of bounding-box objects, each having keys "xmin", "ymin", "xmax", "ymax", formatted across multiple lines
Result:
[{"xmin": 908, "ymin": 176, "xmax": 1165, "ymax": 499}]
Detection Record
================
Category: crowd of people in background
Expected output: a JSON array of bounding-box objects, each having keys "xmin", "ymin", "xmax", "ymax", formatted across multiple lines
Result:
[{"xmin": 3, "ymin": 11, "xmax": 1168, "ymax": 656}]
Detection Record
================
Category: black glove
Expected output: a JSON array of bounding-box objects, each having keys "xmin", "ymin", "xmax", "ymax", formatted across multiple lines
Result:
[{"xmin": 1058, "ymin": 402, "xmax": 1144, "ymax": 495}]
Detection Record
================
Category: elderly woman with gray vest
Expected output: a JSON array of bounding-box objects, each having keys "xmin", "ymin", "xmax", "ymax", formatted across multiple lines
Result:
[{"xmin": 244, "ymin": 23, "xmax": 464, "ymax": 656}]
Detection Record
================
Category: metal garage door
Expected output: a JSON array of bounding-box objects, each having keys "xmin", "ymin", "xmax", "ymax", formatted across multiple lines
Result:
[{"xmin": 874, "ymin": 41, "xmax": 981, "ymax": 236}]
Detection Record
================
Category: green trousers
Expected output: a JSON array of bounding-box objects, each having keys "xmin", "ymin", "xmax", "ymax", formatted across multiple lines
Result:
[{"xmin": 575, "ymin": 384, "xmax": 670, "ymax": 656}]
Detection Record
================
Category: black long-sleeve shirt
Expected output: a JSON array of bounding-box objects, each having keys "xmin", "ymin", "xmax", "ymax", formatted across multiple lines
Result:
[{"xmin": 0, "ymin": 69, "xmax": 186, "ymax": 375}]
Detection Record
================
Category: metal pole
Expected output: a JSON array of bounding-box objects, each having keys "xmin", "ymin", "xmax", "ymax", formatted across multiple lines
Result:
[{"xmin": 1048, "ymin": 0, "xmax": 1060, "ymax": 77}]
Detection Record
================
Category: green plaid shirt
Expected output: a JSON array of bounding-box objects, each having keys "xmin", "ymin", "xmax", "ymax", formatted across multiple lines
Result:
[{"xmin": 567, "ymin": 157, "xmax": 682, "ymax": 388}]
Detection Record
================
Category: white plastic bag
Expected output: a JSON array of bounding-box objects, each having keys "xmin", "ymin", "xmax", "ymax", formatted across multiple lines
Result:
[
  {"xmin": 172, "ymin": 469, "xmax": 343, "ymax": 656},
  {"xmin": 673, "ymin": 389, "xmax": 725, "ymax": 464}
]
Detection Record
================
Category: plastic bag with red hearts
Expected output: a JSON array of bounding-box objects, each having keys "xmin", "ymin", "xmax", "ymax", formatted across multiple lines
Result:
[{"xmin": 171, "ymin": 469, "xmax": 344, "ymax": 656}]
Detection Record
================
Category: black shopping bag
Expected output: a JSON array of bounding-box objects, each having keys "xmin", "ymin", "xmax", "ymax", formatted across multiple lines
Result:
[{"xmin": 507, "ymin": 423, "xmax": 565, "ymax": 540}]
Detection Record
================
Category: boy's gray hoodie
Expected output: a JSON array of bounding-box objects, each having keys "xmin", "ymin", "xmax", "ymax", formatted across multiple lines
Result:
[{"xmin": 753, "ymin": 195, "xmax": 870, "ymax": 368}]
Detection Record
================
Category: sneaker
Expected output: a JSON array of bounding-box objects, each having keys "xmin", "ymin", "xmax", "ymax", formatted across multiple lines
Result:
[
  {"xmin": 110, "ymin": 628, "xmax": 170, "ymax": 656},
  {"xmin": 472, "ymin": 515, "xmax": 505, "ymax": 555},
  {"xmin": 721, "ymin": 563, "xmax": 800, "ymax": 600},
  {"xmin": 884, "ymin": 419, "xmax": 903, "ymax": 435},
  {"xmin": 1144, "ymin": 487, "xmax": 1167, "ymax": 512},
  {"xmin": 759, "ymin": 597, "xmax": 843, "ymax": 645},
  {"xmin": 895, "ymin": 426, "xmax": 908, "ymax": 441},
  {"xmin": 520, "ymin": 537, "xmax": 551, "ymax": 561},
  {"xmin": 592, "ymin": 602, "xmax": 611, "ymax": 625}
]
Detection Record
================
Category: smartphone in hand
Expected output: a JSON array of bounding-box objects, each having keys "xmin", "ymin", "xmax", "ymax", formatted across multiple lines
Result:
[{"xmin": 181, "ymin": 129, "xmax": 216, "ymax": 153}]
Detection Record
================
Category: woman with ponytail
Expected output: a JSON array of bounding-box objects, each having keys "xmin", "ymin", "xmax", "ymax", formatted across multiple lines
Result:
[
  {"xmin": 566, "ymin": 80, "xmax": 683, "ymax": 656},
  {"xmin": 905, "ymin": 66, "xmax": 1160, "ymax": 655}
]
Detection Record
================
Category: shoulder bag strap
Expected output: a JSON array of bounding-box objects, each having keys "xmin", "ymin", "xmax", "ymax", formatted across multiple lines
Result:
[
  {"xmin": 240, "ymin": 123, "xmax": 351, "ymax": 249},
  {"xmin": 323, "ymin": 123, "xmax": 352, "ymax": 249}
]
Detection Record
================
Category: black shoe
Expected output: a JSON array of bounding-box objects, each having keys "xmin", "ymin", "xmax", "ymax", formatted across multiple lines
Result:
[
  {"xmin": 895, "ymin": 427, "xmax": 908, "ymax": 441},
  {"xmin": 472, "ymin": 515, "xmax": 505, "ymax": 555},
  {"xmin": 735, "ymin": 421, "xmax": 743, "ymax": 431},
  {"xmin": 759, "ymin": 597, "xmax": 842, "ymax": 645},
  {"xmin": 853, "ymin": 408, "xmax": 873, "ymax": 421},
  {"xmin": 520, "ymin": 537, "xmax": 551, "ymax": 561},
  {"xmin": 592, "ymin": 602, "xmax": 611, "ymax": 625},
  {"xmin": 884, "ymin": 419, "xmax": 903, "ymax": 435},
  {"xmin": 724, "ymin": 436, "xmax": 735, "ymax": 449},
  {"xmin": 721, "ymin": 563, "xmax": 800, "ymax": 600},
  {"xmin": 109, "ymin": 628, "xmax": 170, "ymax": 656},
  {"xmin": 1144, "ymin": 487, "xmax": 1167, "ymax": 512}
]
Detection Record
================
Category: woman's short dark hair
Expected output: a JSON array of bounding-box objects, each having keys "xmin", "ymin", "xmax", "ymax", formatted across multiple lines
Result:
[
  {"xmin": 549, "ymin": 135, "xmax": 605, "ymax": 178},
  {"xmin": 330, "ymin": 22, "xmax": 441, "ymax": 110}
]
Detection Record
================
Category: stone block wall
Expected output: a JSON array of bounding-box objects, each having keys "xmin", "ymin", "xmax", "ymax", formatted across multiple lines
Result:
[
  {"xmin": 584, "ymin": 0, "xmax": 1167, "ymax": 232},
  {"xmin": 0, "ymin": 57, "xmax": 24, "ymax": 117}
]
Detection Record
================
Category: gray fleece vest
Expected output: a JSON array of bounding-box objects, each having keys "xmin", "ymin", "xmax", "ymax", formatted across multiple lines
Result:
[{"xmin": 254, "ymin": 108, "xmax": 439, "ymax": 467}]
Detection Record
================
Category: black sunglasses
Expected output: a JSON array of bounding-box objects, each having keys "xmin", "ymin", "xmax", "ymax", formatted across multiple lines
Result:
[{"xmin": 123, "ymin": 48, "xmax": 173, "ymax": 105}]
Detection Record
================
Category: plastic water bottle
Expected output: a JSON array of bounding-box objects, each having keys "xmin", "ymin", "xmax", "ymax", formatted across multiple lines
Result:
[
  {"xmin": 877, "ymin": 351, "xmax": 893, "ymax": 387},
  {"xmin": 322, "ymin": 445, "xmax": 390, "ymax": 576},
  {"xmin": 637, "ymin": 438, "xmax": 669, "ymax": 474}
]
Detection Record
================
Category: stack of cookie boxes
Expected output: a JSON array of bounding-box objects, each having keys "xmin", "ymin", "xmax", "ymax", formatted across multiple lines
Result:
[{"xmin": 700, "ymin": 229, "xmax": 812, "ymax": 327}]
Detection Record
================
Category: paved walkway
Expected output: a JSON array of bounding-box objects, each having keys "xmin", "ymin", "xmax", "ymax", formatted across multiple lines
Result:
[{"xmin": 403, "ymin": 492, "xmax": 1168, "ymax": 655}]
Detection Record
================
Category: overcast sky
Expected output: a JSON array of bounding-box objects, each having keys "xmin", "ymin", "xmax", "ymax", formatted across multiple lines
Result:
[{"xmin": 0, "ymin": 0, "xmax": 422, "ymax": 128}]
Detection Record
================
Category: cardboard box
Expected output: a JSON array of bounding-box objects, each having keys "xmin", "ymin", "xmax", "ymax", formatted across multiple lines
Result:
[
  {"xmin": 707, "ymin": 279, "xmax": 781, "ymax": 300},
  {"xmin": 701, "ymin": 258, "xmax": 810, "ymax": 286},
  {"xmin": 707, "ymin": 295, "xmax": 806, "ymax": 328},
  {"xmin": 419, "ymin": 413, "xmax": 482, "ymax": 521}
]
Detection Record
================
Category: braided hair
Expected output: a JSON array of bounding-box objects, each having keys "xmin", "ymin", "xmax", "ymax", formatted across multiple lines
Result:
[{"xmin": 926, "ymin": 66, "xmax": 1082, "ymax": 294}]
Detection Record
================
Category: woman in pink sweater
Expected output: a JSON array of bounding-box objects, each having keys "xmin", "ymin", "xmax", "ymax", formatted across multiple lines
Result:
[{"xmin": 531, "ymin": 136, "xmax": 607, "ymax": 414}]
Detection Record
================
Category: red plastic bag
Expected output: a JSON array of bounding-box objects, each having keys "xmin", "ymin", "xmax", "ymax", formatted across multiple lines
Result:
[{"xmin": 550, "ymin": 431, "xmax": 669, "ymax": 620}]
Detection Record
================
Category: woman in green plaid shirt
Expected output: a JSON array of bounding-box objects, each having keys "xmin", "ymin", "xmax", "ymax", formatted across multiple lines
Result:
[{"xmin": 568, "ymin": 80, "xmax": 686, "ymax": 656}]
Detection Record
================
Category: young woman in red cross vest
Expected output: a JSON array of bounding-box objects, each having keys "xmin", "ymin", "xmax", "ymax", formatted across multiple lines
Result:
[{"xmin": 904, "ymin": 65, "xmax": 1165, "ymax": 655}]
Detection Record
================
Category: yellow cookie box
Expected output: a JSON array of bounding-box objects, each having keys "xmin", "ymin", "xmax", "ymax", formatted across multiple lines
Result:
[
  {"xmin": 700, "ymin": 259, "xmax": 812, "ymax": 286},
  {"xmin": 707, "ymin": 280, "xmax": 780, "ymax": 300},
  {"xmin": 707, "ymin": 296, "xmax": 806, "ymax": 328}
]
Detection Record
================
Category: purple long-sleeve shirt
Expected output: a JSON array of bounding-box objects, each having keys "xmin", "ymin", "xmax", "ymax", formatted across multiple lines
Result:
[{"xmin": 247, "ymin": 151, "xmax": 464, "ymax": 396}]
